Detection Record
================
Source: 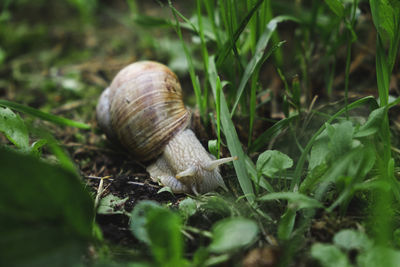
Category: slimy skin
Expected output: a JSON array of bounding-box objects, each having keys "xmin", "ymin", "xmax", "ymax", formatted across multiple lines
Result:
[{"xmin": 147, "ymin": 129, "xmax": 227, "ymax": 194}]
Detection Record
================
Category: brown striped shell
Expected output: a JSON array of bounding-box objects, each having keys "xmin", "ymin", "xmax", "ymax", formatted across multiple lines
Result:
[{"xmin": 96, "ymin": 61, "xmax": 190, "ymax": 161}]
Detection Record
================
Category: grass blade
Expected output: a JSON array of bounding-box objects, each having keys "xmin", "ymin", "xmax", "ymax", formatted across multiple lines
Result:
[
  {"xmin": 0, "ymin": 100, "xmax": 90, "ymax": 129},
  {"xmin": 216, "ymin": 0, "xmax": 264, "ymax": 67},
  {"xmin": 230, "ymin": 16, "xmax": 297, "ymax": 116},
  {"xmin": 208, "ymin": 56, "xmax": 255, "ymax": 203},
  {"xmin": 168, "ymin": 1, "xmax": 205, "ymax": 120}
]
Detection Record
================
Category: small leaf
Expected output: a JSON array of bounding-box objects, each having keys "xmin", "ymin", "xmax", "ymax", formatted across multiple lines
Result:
[
  {"xmin": 333, "ymin": 229, "xmax": 372, "ymax": 251},
  {"xmin": 179, "ymin": 197, "xmax": 197, "ymax": 219},
  {"xmin": 208, "ymin": 217, "xmax": 259, "ymax": 253},
  {"xmin": 258, "ymin": 192, "xmax": 323, "ymax": 210},
  {"xmin": 309, "ymin": 136, "xmax": 330, "ymax": 170},
  {"xmin": 311, "ymin": 243, "xmax": 351, "ymax": 267},
  {"xmin": 199, "ymin": 195, "xmax": 232, "ymax": 217},
  {"xmin": 97, "ymin": 194, "xmax": 129, "ymax": 215},
  {"xmin": 327, "ymin": 121, "xmax": 354, "ymax": 157},
  {"xmin": 355, "ymin": 107, "xmax": 386, "ymax": 137},
  {"xmin": 256, "ymin": 150, "xmax": 293, "ymax": 177},
  {"xmin": 157, "ymin": 186, "xmax": 174, "ymax": 195},
  {"xmin": 0, "ymin": 107, "xmax": 29, "ymax": 149},
  {"xmin": 324, "ymin": 0, "xmax": 345, "ymax": 17},
  {"xmin": 300, "ymin": 164, "xmax": 329, "ymax": 193},
  {"xmin": 30, "ymin": 139, "xmax": 47, "ymax": 157}
]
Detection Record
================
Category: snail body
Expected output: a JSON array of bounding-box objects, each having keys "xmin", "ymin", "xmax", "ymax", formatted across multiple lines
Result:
[{"xmin": 96, "ymin": 61, "xmax": 235, "ymax": 194}]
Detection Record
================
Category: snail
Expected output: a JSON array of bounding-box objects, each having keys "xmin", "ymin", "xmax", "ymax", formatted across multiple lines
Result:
[{"xmin": 96, "ymin": 61, "xmax": 236, "ymax": 194}]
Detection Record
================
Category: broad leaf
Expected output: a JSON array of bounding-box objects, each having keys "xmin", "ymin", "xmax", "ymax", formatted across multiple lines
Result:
[
  {"xmin": 97, "ymin": 194, "xmax": 129, "ymax": 215},
  {"xmin": 130, "ymin": 201, "xmax": 186, "ymax": 267},
  {"xmin": 333, "ymin": 229, "xmax": 372, "ymax": 251},
  {"xmin": 357, "ymin": 246, "xmax": 400, "ymax": 267},
  {"xmin": 146, "ymin": 207, "xmax": 185, "ymax": 267},
  {"xmin": 327, "ymin": 121, "xmax": 354, "ymax": 157},
  {"xmin": 208, "ymin": 217, "xmax": 259, "ymax": 253},
  {"xmin": 130, "ymin": 201, "xmax": 163, "ymax": 245},
  {"xmin": 0, "ymin": 147, "xmax": 94, "ymax": 266},
  {"xmin": 256, "ymin": 150, "xmax": 293, "ymax": 178},
  {"xmin": 311, "ymin": 243, "xmax": 351, "ymax": 267}
]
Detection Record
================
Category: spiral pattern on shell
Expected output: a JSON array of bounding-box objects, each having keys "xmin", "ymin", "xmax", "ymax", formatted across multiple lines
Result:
[{"xmin": 99, "ymin": 61, "xmax": 190, "ymax": 161}]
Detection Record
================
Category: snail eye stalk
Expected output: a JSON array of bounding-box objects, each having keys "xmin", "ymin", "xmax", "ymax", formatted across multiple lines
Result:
[
  {"xmin": 204, "ymin": 156, "xmax": 238, "ymax": 171},
  {"xmin": 176, "ymin": 166, "xmax": 197, "ymax": 179}
]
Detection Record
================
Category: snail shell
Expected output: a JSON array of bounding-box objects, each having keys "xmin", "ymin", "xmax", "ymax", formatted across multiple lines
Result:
[
  {"xmin": 96, "ymin": 61, "xmax": 235, "ymax": 194},
  {"xmin": 97, "ymin": 61, "xmax": 190, "ymax": 161}
]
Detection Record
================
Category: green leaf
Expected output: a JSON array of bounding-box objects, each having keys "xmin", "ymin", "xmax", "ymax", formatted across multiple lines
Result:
[
  {"xmin": 130, "ymin": 201, "xmax": 162, "ymax": 245},
  {"xmin": 324, "ymin": 0, "xmax": 345, "ymax": 17},
  {"xmin": 146, "ymin": 206, "xmax": 185, "ymax": 267},
  {"xmin": 0, "ymin": 100, "xmax": 90, "ymax": 129},
  {"xmin": 246, "ymin": 155, "xmax": 274, "ymax": 192},
  {"xmin": 311, "ymin": 243, "xmax": 351, "ymax": 267},
  {"xmin": 300, "ymin": 164, "xmax": 329, "ymax": 194},
  {"xmin": 157, "ymin": 186, "xmax": 174, "ymax": 195},
  {"xmin": 370, "ymin": 0, "xmax": 396, "ymax": 41},
  {"xmin": 277, "ymin": 208, "xmax": 296, "ymax": 240},
  {"xmin": 0, "ymin": 147, "xmax": 94, "ymax": 266},
  {"xmin": 309, "ymin": 121, "xmax": 356, "ymax": 170},
  {"xmin": 97, "ymin": 194, "xmax": 129, "ymax": 215},
  {"xmin": 258, "ymin": 192, "xmax": 323, "ymax": 210},
  {"xmin": 0, "ymin": 107, "xmax": 29, "ymax": 149},
  {"xmin": 208, "ymin": 217, "xmax": 259, "ymax": 253},
  {"xmin": 256, "ymin": 150, "xmax": 293, "ymax": 178},
  {"xmin": 333, "ymin": 229, "xmax": 372, "ymax": 251},
  {"xmin": 30, "ymin": 139, "xmax": 47, "ymax": 157},
  {"xmin": 309, "ymin": 136, "xmax": 330, "ymax": 170},
  {"xmin": 199, "ymin": 195, "xmax": 233, "ymax": 217},
  {"xmin": 357, "ymin": 246, "xmax": 400, "ymax": 267},
  {"xmin": 355, "ymin": 106, "xmax": 386, "ymax": 137},
  {"xmin": 327, "ymin": 121, "xmax": 354, "ymax": 157},
  {"xmin": 179, "ymin": 197, "xmax": 197, "ymax": 220}
]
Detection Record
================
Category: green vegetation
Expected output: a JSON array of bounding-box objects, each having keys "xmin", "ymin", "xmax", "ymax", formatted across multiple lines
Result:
[{"xmin": 1, "ymin": 0, "xmax": 400, "ymax": 266}]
